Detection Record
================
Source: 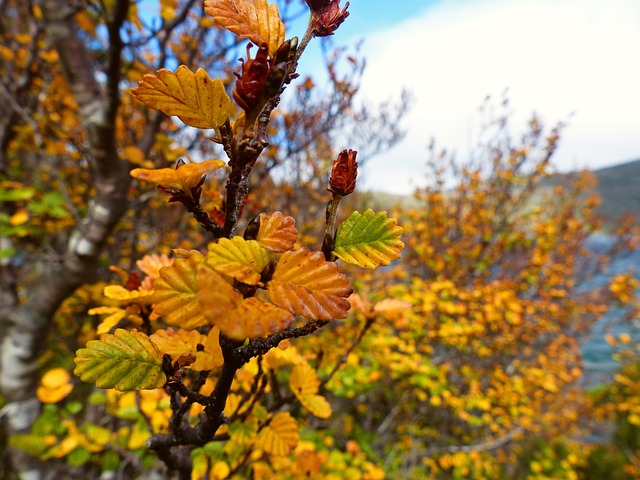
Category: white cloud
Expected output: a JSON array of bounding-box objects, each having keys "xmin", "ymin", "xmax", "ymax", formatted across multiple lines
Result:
[{"xmin": 353, "ymin": 0, "xmax": 640, "ymax": 194}]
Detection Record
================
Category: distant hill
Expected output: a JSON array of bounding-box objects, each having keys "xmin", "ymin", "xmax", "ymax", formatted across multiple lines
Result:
[
  {"xmin": 591, "ymin": 158, "xmax": 640, "ymax": 224},
  {"xmin": 356, "ymin": 158, "xmax": 640, "ymax": 229}
]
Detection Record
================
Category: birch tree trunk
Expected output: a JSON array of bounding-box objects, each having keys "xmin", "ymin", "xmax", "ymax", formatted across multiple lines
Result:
[{"xmin": 0, "ymin": 0, "xmax": 130, "ymax": 477}]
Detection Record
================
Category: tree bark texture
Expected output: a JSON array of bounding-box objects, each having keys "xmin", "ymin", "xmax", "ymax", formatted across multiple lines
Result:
[{"xmin": 0, "ymin": 0, "xmax": 130, "ymax": 477}]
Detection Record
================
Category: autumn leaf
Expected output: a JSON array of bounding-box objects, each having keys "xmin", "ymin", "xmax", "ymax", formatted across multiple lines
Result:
[
  {"xmin": 103, "ymin": 285, "xmax": 153, "ymax": 303},
  {"xmin": 88, "ymin": 306, "xmax": 129, "ymax": 335},
  {"xmin": 204, "ymin": 0, "xmax": 286, "ymax": 57},
  {"xmin": 268, "ymin": 247, "xmax": 352, "ymax": 320},
  {"xmin": 198, "ymin": 265, "xmax": 293, "ymax": 340},
  {"xmin": 150, "ymin": 327, "xmax": 223, "ymax": 372},
  {"xmin": 37, "ymin": 368, "xmax": 73, "ymax": 404},
  {"xmin": 196, "ymin": 264, "xmax": 243, "ymax": 321},
  {"xmin": 290, "ymin": 363, "xmax": 332, "ymax": 418},
  {"xmin": 131, "ymin": 66, "xmax": 235, "ymax": 132},
  {"xmin": 255, "ymin": 412, "xmax": 299, "ymax": 456},
  {"xmin": 207, "ymin": 237, "xmax": 269, "ymax": 285},
  {"xmin": 131, "ymin": 159, "xmax": 226, "ymax": 193},
  {"xmin": 333, "ymin": 209, "xmax": 404, "ymax": 269},
  {"xmin": 150, "ymin": 254, "xmax": 209, "ymax": 329},
  {"xmin": 74, "ymin": 329, "xmax": 166, "ymax": 391},
  {"xmin": 256, "ymin": 211, "xmax": 297, "ymax": 252},
  {"xmin": 217, "ymin": 297, "xmax": 294, "ymax": 341}
]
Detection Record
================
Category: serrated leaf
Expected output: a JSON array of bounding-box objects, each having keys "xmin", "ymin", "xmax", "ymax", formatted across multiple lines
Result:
[
  {"xmin": 131, "ymin": 66, "xmax": 234, "ymax": 132},
  {"xmin": 196, "ymin": 264, "xmax": 243, "ymax": 319},
  {"xmin": 256, "ymin": 212, "xmax": 297, "ymax": 252},
  {"xmin": 150, "ymin": 255, "xmax": 208, "ymax": 329},
  {"xmin": 207, "ymin": 237, "xmax": 269, "ymax": 285},
  {"xmin": 333, "ymin": 209, "xmax": 404, "ymax": 269},
  {"xmin": 74, "ymin": 329, "xmax": 166, "ymax": 391},
  {"xmin": 198, "ymin": 263, "xmax": 293, "ymax": 340},
  {"xmin": 204, "ymin": 0, "xmax": 285, "ymax": 57},
  {"xmin": 268, "ymin": 248, "xmax": 352, "ymax": 320},
  {"xmin": 289, "ymin": 363, "xmax": 331, "ymax": 419},
  {"xmin": 217, "ymin": 297, "xmax": 293, "ymax": 341},
  {"xmin": 255, "ymin": 412, "xmax": 299, "ymax": 456}
]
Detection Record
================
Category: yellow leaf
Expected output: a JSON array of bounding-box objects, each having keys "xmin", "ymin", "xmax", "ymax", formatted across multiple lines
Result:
[
  {"xmin": 37, "ymin": 368, "xmax": 73, "ymax": 403},
  {"xmin": 290, "ymin": 363, "xmax": 331, "ymax": 419},
  {"xmin": 128, "ymin": 421, "xmax": 150, "ymax": 450},
  {"xmin": 131, "ymin": 159, "xmax": 226, "ymax": 192},
  {"xmin": 150, "ymin": 328, "xmax": 206, "ymax": 356},
  {"xmin": 150, "ymin": 327, "xmax": 223, "ymax": 372},
  {"xmin": 9, "ymin": 209, "xmax": 29, "ymax": 226},
  {"xmin": 204, "ymin": 0, "xmax": 286, "ymax": 57},
  {"xmin": 192, "ymin": 327, "xmax": 224, "ymax": 371},
  {"xmin": 298, "ymin": 394, "xmax": 331, "ymax": 419},
  {"xmin": 211, "ymin": 461, "xmax": 230, "ymax": 479},
  {"xmin": 255, "ymin": 412, "xmax": 299, "ymax": 456},
  {"xmin": 256, "ymin": 212, "xmax": 297, "ymax": 252},
  {"xmin": 131, "ymin": 66, "xmax": 235, "ymax": 132},
  {"xmin": 290, "ymin": 363, "xmax": 319, "ymax": 396},
  {"xmin": 160, "ymin": 0, "xmax": 178, "ymax": 21},
  {"xmin": 122, "ymin": 145, "xmax": 152, "ymax": 167},
  {"xmin": 207, "ymin": 237, "xmax": 269, "ymax": 285},
  {"xmin": 92, "ymin": 307, "xmax": 128, "ymax": 335},
  {"xmin": 268, "ymin": 248, "xmax": 353, "ymax": 320},
  {"xmin": 150, "ymin": 255, "xmax": 209, "ymax": 329},
  {"xmin": 104, "ymin": 285, "xmax": 153, "ymax": 303}
]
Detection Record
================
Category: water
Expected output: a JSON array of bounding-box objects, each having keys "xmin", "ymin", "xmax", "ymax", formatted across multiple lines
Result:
[{"xmin": 580, "ymin": 233, "xmax": 640, "ymax": 386}]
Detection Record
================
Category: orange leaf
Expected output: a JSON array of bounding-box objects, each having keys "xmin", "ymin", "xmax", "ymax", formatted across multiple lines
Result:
[
  {"xmin": 204, "ymin": 0, "xmax": 286, "ymax": 57},
  {"xmin": 268, "ymin": 248, "xmax": 352, "ymax": 320},
  {"xmin": 256, "ymin": 212, "xmax": 297, "ymax": 252},
  {"xmin": 136, "ymin": 253, "xmax": 173, "ymax": 279},
  {"xmin": 131, "ymin": 159, "xmax": 226, "ymax": 192},
  {"xmin": 217, "ymin": 297, "xmax": 293, "ymax": 341},
  {"xmin": 131, "ymin": 66, "xmax": 235, "ymax": 132},
  {"xmin": 150, "ymin": 255, "xmax": 209, "ymax": 329},
  {"xmin": 196, "ymin": 264, "xmax": 243, "ymax": 321}
]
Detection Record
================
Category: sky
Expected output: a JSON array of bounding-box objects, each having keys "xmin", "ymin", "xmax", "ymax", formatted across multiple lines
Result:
[{"xmin": 293, "ymin": 0, "xmax": 640, "ymax": 195}]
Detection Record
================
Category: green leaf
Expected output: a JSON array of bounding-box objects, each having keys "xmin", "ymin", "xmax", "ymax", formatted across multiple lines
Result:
[
  {"xmin": 74, "ymin": 329, "xmax": 166, "ymax": 391},
  {"xmin": 67, "ymin": 447, "xmax": 91, "ymax": 467},
  {"xmin": 9, "ymin": 434, "xmax": 50, "ymax": 457},
  {"xmin": 0, "ymin": 185, "xmax": 35, "ymax": 201},
  {"xmin": 333, "ymin": 209, "xmax": 404, "ymax": 269}
]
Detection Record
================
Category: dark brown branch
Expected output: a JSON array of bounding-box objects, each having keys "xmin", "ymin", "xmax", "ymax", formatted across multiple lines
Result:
[{"xmin": 235, "ymin": 319, "xmax": 330, "ymax": 365}]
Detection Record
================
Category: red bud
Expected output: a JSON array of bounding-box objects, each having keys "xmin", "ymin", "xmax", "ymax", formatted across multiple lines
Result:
[{"xmin": 328, "ymin": 149, "xmax": 357, "ymax": 196}]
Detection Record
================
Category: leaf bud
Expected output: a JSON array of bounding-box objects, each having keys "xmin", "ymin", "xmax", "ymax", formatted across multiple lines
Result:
[
  {"xmin": 307, "ymin": 1, "xmax": 350, "ymax": 37},
  {"xmin": 328, "ymin": 149, "xmax": 358, "ymax": 196},
  {"xmin": 233, "ymin": 43, "xmax": 271, "ymax": 112},
  {"xmin": 243, "ymin": 214, "xmax": 261, "ymax": 240}
]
